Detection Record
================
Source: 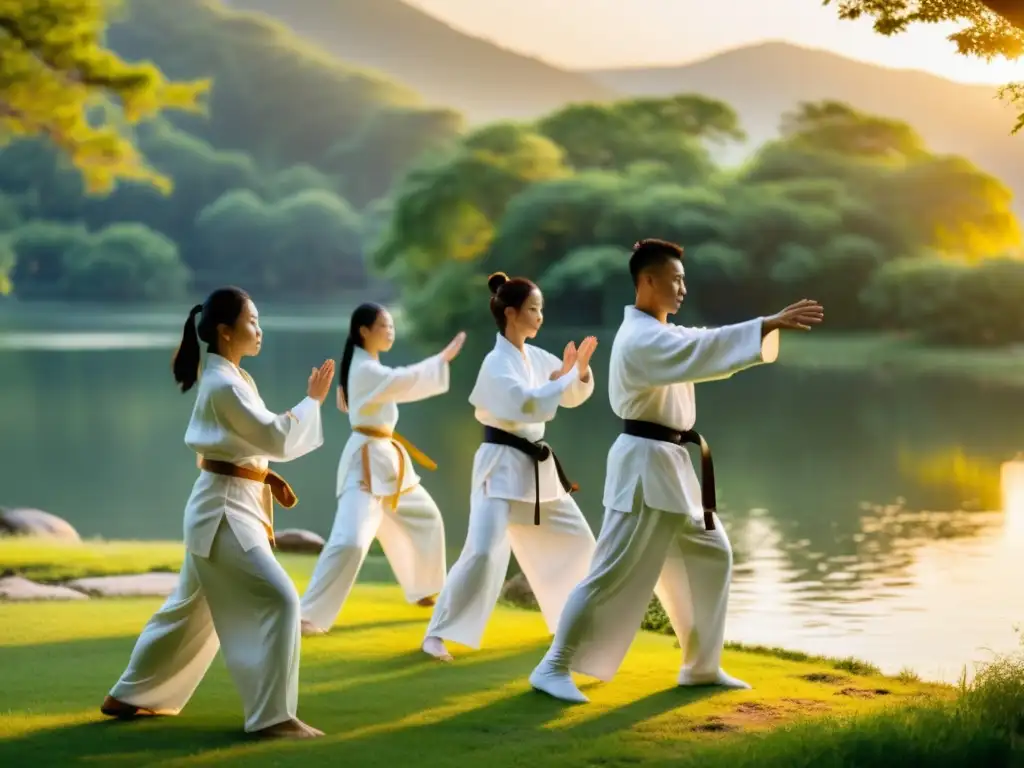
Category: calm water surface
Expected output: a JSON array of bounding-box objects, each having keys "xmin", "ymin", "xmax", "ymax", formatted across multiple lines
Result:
[{"xmin": 2, "ymin": 304, "xmax": 1022, "ymax": 683}]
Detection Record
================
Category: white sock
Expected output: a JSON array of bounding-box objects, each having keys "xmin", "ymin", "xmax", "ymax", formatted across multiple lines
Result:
[
  {"xmin": 529, "ymin": 665, "xmax": 589, "ymax": 703},
  {"xmin": 678, "ymin": 667, "xmax": 751, "ymax": 689}
]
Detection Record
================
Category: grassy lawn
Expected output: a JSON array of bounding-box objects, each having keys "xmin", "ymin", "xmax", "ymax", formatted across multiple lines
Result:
[
  {"xmin": 1, "ymin": 537, "xmax": 1022, "ymax": 767},
  {"xmin": 778, "ymin": 332, "xmax": 1024, "ymax": 387}
]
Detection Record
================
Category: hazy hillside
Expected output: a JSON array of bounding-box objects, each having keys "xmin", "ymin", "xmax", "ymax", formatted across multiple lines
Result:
[
  {"xmin": 586, "ymin": 41, "xmax": 1024, "ymax": 211},
  {"xmin": 223, "ymin": 0, "xmax": 618, "ymax": 123}
]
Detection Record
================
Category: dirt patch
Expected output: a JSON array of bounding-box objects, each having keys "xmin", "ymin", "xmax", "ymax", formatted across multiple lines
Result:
[
  {"xmin": 801, "ymin": 672, "xmax": 847, "ymax": 685},
  {"xmin": 780, "ymin": 697, "xmax": 832, "ymax": 712},
  {"xmin": 728, "ymin": 702, "xmax": 782, "ymax": 726},
  {"xmin": 691, "ymin": 717, "xmax": 738, "ymax": 733},
  {"xmin": 691, "ymin": 702, "xmax": 784, "ymax": 733},
  {"xmin": 836, "ymin": 687, "xmax": 891, "ymax": 698}
]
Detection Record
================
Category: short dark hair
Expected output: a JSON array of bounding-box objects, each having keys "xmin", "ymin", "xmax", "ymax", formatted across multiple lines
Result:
[{"xmin": 628, "ymin": 239, "xmax": 683, "ymax": 286}]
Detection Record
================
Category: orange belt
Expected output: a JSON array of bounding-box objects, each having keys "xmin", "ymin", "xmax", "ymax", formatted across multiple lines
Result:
[
  {"xmin": 354, "ymin": 426, "xmax": 436, "ymax": 509},
  {"xmin": 198, "ymin": 457, "xmax": 298, "ymax": 547}
]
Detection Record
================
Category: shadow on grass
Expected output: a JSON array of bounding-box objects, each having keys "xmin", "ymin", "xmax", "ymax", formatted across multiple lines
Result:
[
  {"xmin": 0, "ymin": 624, "xmax": 726, "ymax": 768},
  {"xmin": 318, "ymin": 617, "xmax": 427, "ymax": 635},
  {"xmin": 0, "ymin": 636, "xmax": 558, "ymax": 765}
]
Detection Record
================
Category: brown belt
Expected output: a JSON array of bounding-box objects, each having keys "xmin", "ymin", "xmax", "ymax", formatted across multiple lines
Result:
[
  {"xmin": 198, "ymin": 457, "xmax": 298, "ymax": 546},
  {"xmin": 353, "ymin": 426, "xmax": 435, "ymax": 510}
]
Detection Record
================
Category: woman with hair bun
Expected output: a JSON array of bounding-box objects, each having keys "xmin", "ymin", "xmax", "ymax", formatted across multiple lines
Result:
[
  {"xmin": 101, "ymin": 287, "xmax": 335, "ymax": 739},
  {"xmin": 422, "ymin": 272, "xmax": 599, "ymax": 662},
  {"xmin": 299, "ymin": 303, "xmax": 466, "ymax": 636}
]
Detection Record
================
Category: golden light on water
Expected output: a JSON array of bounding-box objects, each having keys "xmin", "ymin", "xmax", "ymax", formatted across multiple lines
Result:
[{"xmin": 1000, "ymin": 458, "xmax": 1024, "ymax": 542}]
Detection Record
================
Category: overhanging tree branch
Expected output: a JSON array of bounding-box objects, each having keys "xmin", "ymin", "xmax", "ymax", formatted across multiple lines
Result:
[
  {"xmin": 0, "ymin": 2, "xmax": 208, "ymax": 193},
  {"xmin": 979, "ymin": 0, "xmax": 1024, "ymax": 31}
]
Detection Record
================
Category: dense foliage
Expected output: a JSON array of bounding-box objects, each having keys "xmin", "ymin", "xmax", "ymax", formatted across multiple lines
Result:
[
  {"xmin": 375, "ymin": 98, "xmax": 1024, "ymax": 346},
  {"xmin": 0, "ymin": 0, "xmax": 462, "ymax": 301}
]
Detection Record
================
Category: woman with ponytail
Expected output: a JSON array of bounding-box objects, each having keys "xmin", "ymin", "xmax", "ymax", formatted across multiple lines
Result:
[
  {"xmin": 101, "ymin": 287, "xmax": 336, "ymax": 740},
  {"xmin": 422, "ymin": 272, "xmax": 599, "ymax": 662},
  {"xmin": 299, "ymin": 303, "xmax": 466, "ymax": 635}
]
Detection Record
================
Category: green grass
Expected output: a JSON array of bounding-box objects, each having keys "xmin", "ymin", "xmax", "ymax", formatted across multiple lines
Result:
[
  {"xmin": 778, "ymin": 332, "xmax": 1024, "ymax": 387},
  {"xmin": 1, "ymin": 538, "xmax": 1022, "ymax": 766}
]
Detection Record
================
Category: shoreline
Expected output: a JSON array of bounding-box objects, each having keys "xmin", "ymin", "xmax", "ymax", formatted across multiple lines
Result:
[{"xmin": 775, "ymin": 332, "xmax": 1024, "ymax": 388}]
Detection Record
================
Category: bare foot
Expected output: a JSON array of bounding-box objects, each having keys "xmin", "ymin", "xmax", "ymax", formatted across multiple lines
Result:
[
  {"xmin": 301, "ymin": 619, "xmax": 327, "ymax": 637},
  {"xmin": 100, "ymin": 695, "xmax": 161, "ymax": 719},
  {"xmin": 253, "ymin": 718, "xmax": 324, "ymax": 739},
  {"xmin": 416, "ymin": 596, "xmax": 436, "ymax": 607},
  {"xmin": 422, "ymin": 636, "xmax": 453, "ymax": 662}
]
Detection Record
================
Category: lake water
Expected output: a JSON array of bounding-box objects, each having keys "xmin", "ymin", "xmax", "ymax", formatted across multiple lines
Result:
[{"xmin": 2, "ymin": 303, "xmax": 1022, "ymax": 683}]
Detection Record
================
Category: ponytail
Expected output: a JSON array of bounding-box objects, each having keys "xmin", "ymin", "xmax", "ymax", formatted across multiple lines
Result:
[
  {"xmin": 339, "ymin": 302, "xmax": 385, "ymax": 409},
  {"xmin": 338, "ymin": 335, "xmax": 356, "ymax": 409},
  {"xmin": 172, "ymin": 304, "xmax": 204, "ymax": 392},
  {"xmin": 171, "ymin": 287, "xmax": 250, "ymax": 393}
]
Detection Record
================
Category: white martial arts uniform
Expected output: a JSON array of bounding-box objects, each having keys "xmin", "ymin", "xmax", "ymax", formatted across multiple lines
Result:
[
  {"xmin": 108, "ymin": 353, "xmax": 324, "ymax": 731},
  {"xmin": 531, "ymin": 307, "xmax": 780, "ymax": 699},
  {"xmin": 424, "ymin": 333, "xmax": 597, "ymax": 650},
  {"xmin": 300, "ymin": 347, "xmax": 450, "ymax": 631}
]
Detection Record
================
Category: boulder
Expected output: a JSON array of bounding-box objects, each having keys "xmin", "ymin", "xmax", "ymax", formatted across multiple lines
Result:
[
  {"xmin": 499, "ymin": 571, "xmax": 538, "ymax": 610},
  {"xmin": 0, "ymin": 575, "xmax": 88, "ymax": 601},
  {"xmin": 0, "ymin": 507, "xmax": 81, "ymax": 542},
  {"xmin": 66, "ymin": 572, "xmax": 180, "ymax": 598},
  {"xmin": 274, "ymin": 528, "xmax": 325, "ymax": 554}
]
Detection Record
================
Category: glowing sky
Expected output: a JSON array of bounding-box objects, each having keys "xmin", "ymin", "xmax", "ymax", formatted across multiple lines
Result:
[{"xmin": 408, "ymin": 0, "xmax": 1024, "ymax": 84}]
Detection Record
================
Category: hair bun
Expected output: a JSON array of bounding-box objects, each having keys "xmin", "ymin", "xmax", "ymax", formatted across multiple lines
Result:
[{"xmin": 487, "ymin": 271, "xmax": 508, "ymax": 295}]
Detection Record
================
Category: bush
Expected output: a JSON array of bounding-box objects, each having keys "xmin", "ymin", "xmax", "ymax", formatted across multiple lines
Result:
[
  {"xmin": 861, "ymin": 256, "xmax": 1024, "ymax": 345},
  {"xmin": 60, "ymin": 223, "xmax": 191, "ymax": 302}
]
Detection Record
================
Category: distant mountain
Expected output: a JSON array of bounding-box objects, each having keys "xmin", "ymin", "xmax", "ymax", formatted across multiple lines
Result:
[
  {"xmin": 585, "ymin": 41, "xmax": 1024, "ymax": 211},
  {"xmin": 223, "ymin": 0, "xmax": 618, "ymax": 124}
]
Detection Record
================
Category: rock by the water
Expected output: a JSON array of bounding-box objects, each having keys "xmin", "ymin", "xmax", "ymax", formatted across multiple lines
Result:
[
  {"xmin": 500, "ymin": 571, "xmax": 538, "ymax": 610},
  {"xmin": 0, "ymin": 507, "xmax": 81, "ymax": 542},
  {"xmin": 274, "ymin": 529, "xmax": 325, "ymax": 554},
  {"xmin": 0, "ymin": 575, "xmax": 88, "ymax": 601},
  {"xmin": 66, "ymin": 572, "xmax": 180, "ymax": 598}
]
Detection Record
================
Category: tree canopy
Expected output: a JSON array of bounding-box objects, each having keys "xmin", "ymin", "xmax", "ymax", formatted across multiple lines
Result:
[
  {"xmin": 0, "ymin": 0, "xmax": 208, "ymax": 193},
  {"xmin": 373, "ymin": 94, "xmax": 1024, "ymax": 347}
]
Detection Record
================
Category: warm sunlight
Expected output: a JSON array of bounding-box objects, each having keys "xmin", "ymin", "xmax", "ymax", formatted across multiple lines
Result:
[
  {"xmin": 1000, "ymin": 458, "xmax": 1024, "ymax": 541},
  {"xmin": 409, "ymin": 0, "xmax": 1024, "ymax": 86},
  {"xmin": 6, "ymin": 0, "xmax": 1024, "ymax": 763}
]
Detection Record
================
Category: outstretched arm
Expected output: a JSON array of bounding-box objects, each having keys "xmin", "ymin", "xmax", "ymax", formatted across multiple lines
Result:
[
  {"xmin": 634, "ymin": 319, "xmax": 779, "ymax": 388},
  {"xmin": 352, "ymin": 354, "xmax": 450, "ymax": 407}
]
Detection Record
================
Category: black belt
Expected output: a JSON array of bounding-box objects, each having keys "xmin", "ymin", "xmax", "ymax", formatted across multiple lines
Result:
[
  {"xmin": 482, "ymin": 425, "xmax": 578, "ymax": 525},
  {"xmin": 622, "ymin": 419, "xmax": 717, "ymax": 531}
]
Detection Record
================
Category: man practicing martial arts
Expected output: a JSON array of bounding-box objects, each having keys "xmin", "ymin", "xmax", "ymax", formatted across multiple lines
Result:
[{"xmin": 528, "ymin": 238, "xmax": 824, "ymax": 703}]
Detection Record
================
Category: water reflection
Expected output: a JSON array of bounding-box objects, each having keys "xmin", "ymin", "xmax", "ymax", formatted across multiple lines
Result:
[
  {"xmin": 728, "ymin": 455, "xmax": 1023, "ymax": 682},
  {"xmin": 1001, "ymin": 458, "xmax": 1024, "ymax": 543},
  {"xmin": 0, "ymin": 331, "xmax": 179, "ymax": 350}
]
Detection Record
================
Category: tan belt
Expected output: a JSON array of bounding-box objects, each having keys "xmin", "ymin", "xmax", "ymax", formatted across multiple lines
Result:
[
  {"xmin": 198, "ymin": 457, "xmax": 298, "ymax": 547},
  {"xmin": 354, "ymin": 426, "xmax": 436, "ymax": 509}
]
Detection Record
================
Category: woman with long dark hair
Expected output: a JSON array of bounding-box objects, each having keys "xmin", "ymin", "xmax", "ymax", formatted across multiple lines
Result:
[
  {"xmin": 299, "ymin": 303, "xmax": 465, "ymax": 635},
  {"xmin": 421, "ymin": 272, "xmax": 598, "ymax": 661},
  {"xmin": 100, "ymin": 287, "xmax": 335, "ymax": 739}
]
